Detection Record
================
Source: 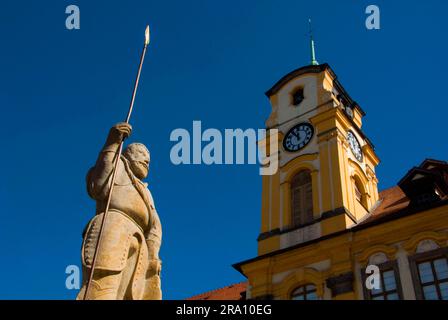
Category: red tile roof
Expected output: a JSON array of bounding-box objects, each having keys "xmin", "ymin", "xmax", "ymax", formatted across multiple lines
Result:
[
  {"xmin": 361, "ymin": 186, "xmax": 410, "ymax": 224},
  {"xmin": 187, "ymin": 282, "xmax": 247, "ymax": 300}
]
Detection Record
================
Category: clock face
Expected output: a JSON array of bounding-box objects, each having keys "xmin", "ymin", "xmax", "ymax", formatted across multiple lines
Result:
[
  {"xmin": 347, "ymin": 131, "xmax": 363, "ymax": 162},
  {"xmin": 283, "ymin": 123, "xmax": 314, "ymax": 152}
]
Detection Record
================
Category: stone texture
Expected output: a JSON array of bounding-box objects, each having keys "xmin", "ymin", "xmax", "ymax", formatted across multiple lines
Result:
[{"xmin": 77, "ymin": 122, "xmax": 162, "ymax": 300}]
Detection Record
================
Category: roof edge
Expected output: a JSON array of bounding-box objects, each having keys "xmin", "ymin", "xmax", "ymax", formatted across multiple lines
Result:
[
  {"xmin": 265, "ymin": 63, "xmax": 332, "ymax": 97},
  {"xmin": 186, "ymin": 281, "xmax": 247, "ymax": 300}
]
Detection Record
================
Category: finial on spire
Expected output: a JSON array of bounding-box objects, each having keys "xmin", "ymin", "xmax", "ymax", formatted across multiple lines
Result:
[{"xmin": 308, "ymin": 19, "xmax": 319, "ymax": 66}]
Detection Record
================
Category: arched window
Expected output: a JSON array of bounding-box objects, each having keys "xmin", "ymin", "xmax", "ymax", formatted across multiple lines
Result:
[
  {"xmin": 354, "ymin": 177, "xmax": 367, "ymax": 208},
  {"xmin": 354, "ymin": 180, "xmax": 362, "ymax": 202},
  {"xmin": 291, "ymin": 170, "xmax": 313, "ymax": 227},
  {"xmin": 292, "ymin": 88, "xmax": 304, "ymax": 106},
  {"xmin": 291, "ymin": 284, "xmax": 318, "ymax": 300}
]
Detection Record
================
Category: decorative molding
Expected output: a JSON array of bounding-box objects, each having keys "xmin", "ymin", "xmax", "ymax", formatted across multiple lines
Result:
[
  {"xmin": 348, "ymin": 159, "xmax": 369, "ymax": 186},
  {"xmin": 321, "ymin": 206, "xmax": 357, "ymax": 224},
  {"xmin": 402, "ymin": 231, "xmax": 448, "ymax": 253},
  {"xmin": 257, "ymin": 228, "xmax": 281, "ymax": 241},
  {"xmin": 280, "ymin": 153, "xmax": 318, "ymax": 178},
  {"xmin": 316, "ymin": 127, "xmax": 346, "ymax": 143},
  {"xmin": 365, "ymin": 164, "xmax": 376, "ymax": 179},
  {"xmin": 277, "ymin": 268, "xmax": 325, "ymax": 299},
  {"xmin": 416, "ymin": 239, "xmax": 440, "ymax": 253},
  {"xmin": 257, "ymin": 206, "xmax": 356, "ymax": 242},
  {"xmin": 279, "ymin": 223, "xmax": 321, "ymax": 249},
  {"xmin": 357, "ymin": 244, "xmax": 398, "ymax": 265}
]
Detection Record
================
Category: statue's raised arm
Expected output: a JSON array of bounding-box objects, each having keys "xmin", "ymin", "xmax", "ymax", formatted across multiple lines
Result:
[{"xmin": 86, "ymin": 122, "xmax": 132, "ymax": 201}]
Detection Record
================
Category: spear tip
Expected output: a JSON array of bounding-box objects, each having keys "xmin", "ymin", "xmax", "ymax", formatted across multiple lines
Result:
[{"xmin": 145, "ymin": 25, "xmax": 150, "ymax": 46}]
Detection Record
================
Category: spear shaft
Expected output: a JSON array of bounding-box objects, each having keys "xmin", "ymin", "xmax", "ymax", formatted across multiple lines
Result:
[{"xmin": 83, "ymin": 26, "xmax": 150, "ymax": 300}]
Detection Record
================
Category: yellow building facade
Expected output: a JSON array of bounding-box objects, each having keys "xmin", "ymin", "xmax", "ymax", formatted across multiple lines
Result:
[{"xmin": 232, "ymin": 64, "xmax": 448, "ymax": 300}]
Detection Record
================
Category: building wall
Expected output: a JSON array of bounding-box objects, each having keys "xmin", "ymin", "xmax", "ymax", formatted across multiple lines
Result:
[{"xmin": 241, "ymin": 204, "xmax": 448, "ymax": 300}]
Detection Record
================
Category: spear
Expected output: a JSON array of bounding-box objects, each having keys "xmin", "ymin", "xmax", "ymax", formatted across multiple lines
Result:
[{"xmin": 83, "ymin": 26, "xmax": 151, "ymax": 300}]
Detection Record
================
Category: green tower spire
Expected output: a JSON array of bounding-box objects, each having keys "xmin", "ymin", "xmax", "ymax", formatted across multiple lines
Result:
[{"xmin": 308, "ymin": 19, "xmax": 319, "ymax": 66}]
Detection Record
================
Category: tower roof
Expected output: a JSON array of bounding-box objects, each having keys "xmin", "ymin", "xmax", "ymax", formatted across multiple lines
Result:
[{"xmin": 264, "ymin": 63, "xmax": 366, "ymax": 117}]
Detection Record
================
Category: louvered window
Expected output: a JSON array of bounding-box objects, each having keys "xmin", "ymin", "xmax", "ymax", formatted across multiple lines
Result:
[{"xmin": 291, "ymin": 170, "xmax": 313, "ymax": 227}]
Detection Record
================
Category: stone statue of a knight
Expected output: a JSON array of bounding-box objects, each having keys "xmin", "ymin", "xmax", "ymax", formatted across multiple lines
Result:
[{"xmin": 77, "ymin": 122, "xmax": 162, "ymax": 300}]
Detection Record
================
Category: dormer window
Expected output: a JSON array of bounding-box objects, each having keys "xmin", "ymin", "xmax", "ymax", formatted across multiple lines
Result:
[
  {"xmin": 415, "ymin": 191, "xmax": 440, "ymax": 206},
  {"xmin": 292, "ymin": 88, "xmax": 304, "ymax": 106},
  {"xmin": 398, "ymin": 159, "xmax": 448, "ymax": 208}
]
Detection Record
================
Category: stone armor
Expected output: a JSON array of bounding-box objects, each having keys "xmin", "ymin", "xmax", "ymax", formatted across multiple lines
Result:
[{"xmin": 77, "ymin": 145, "xmax": 162, "ymax": 300}]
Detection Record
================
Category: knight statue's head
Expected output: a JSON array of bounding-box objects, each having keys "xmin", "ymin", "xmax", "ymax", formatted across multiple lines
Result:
[{"xmin": 123, "ymin": 143, "xmax": 150, "ymax": 179}]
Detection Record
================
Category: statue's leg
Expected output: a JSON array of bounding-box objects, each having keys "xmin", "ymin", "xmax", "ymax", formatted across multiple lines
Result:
[
  {"xmin": 120, "ymin": 236, "xmax": 139, "ymax": 300},
  {"xmin": 76, "ymin": 270, "xmax": 87, "ymax": 300},
  {"xmin": 76, "ymin": 266, "xmax": 124, "ymax": 300},
  {"xmin": 76, "ymin": 213, "xmax": 136, "ymax": 300}
]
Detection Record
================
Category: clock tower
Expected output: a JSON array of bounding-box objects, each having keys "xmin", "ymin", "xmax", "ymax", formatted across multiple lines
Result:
[
  {"xmin": 195, "ymin": 54, "xmax": 448, "ymax": 300},
  {"xmin": 257, "ymin": 62, "xmax": 380, "ymax": 256}
]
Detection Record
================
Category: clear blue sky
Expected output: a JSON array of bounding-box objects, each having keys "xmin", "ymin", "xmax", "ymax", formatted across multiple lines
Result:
[{"xmin": 1, "ymin": 0, "xmax": 447, "ymax": 299}]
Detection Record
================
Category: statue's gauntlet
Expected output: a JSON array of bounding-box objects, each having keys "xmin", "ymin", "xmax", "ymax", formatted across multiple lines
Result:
[{"xmin": 146, "ymin": 238, "xmax": 161, "ymax": 277}]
